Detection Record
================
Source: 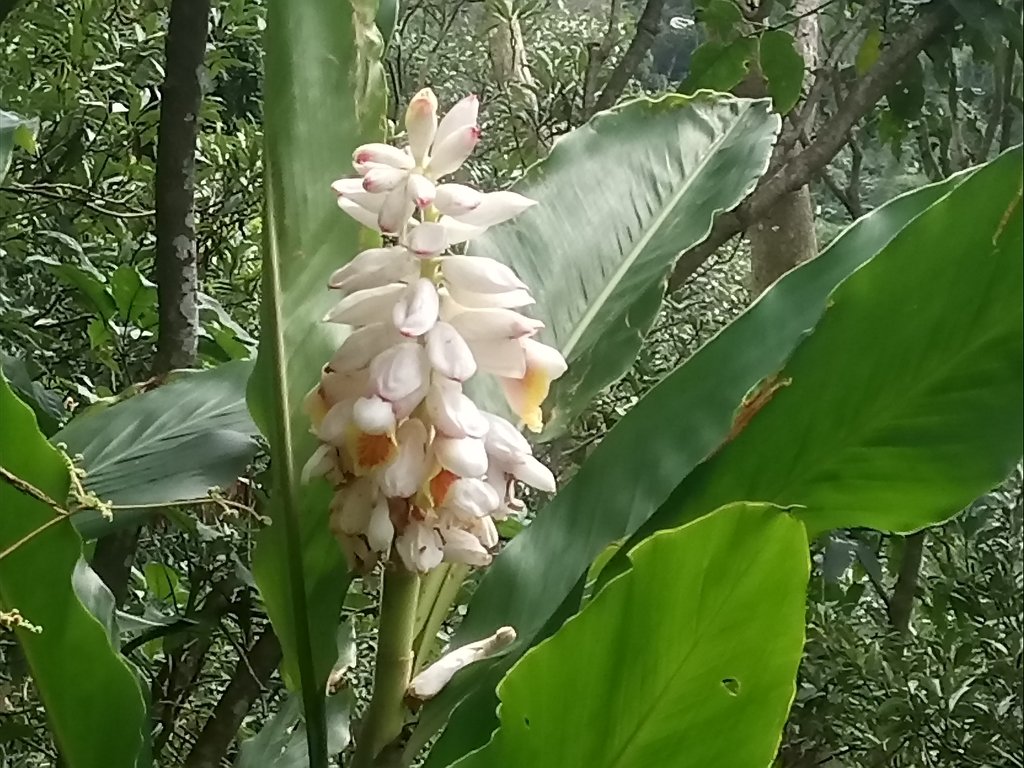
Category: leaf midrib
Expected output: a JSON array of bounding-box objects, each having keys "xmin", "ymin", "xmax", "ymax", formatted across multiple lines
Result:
[{"xmin": 559, "ymin": 104, "xmax": 758, "ymax": 362}]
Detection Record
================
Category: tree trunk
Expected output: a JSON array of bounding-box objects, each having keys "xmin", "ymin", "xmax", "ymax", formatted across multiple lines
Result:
[
  {"xmin": 748, "ymin": 0, "xmax": 820, "ymax": 295},
  {"xmin": 93, "ymin": 0, "xmax": 211, "ymax": 608},
  {"xmin": 486, "ymin": 0, "xmax": 534, "ymax": 90},
  {"xmin": 748, "ymin": 187, "xmax": 818, "ymax": 294},
  {"xmin": 153, "ymin": 0, "xmax": 210, "ymax": 375}
]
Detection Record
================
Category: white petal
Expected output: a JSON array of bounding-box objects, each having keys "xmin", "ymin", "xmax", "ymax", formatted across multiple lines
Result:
[
  {"xmin": 425, "ymin": 321, "xmax": 477, "ymax": 381},
  {"xmin": 332, "ymin": 178, "xmax": 386, "ymax": 212},
  {"xmin": 434, "ymin": 183, "xmax": 483, "ymax": 216},
  {"xmin": 369, "ymin": 342, "xmax": 429, "ymax": 402},
  {"xmin": 441, "ymin": 256, "xmax": 527, "ymax": 294},
  {"xmin": 435, "ymin": 94, "xmax": 479, "ymax": 148},
  {"xmin": 434, "ymin": 435, "xmax": 489, "ymax": 478},
  {"xmin": 332, "ymin": 479, "xmax": 376, "ymax": 534},
  {"xmin": 471, "ymin": 514, "xmax": 500, "ymax": 548},
  {"xmin": 324, "ymin": 283, "xmax": 406, "ymax": 325},
  {"xmin": 407, "ymin": 222, "xmax": 449, "ymax": 256},
  {"xmin": 331, "ymin": 177, "xmax": 365, "ymax": 196},
  {"xmin": 353, "ymin": 143, "xmax": 415, "ymax": 170},
  {"xmin": 352, "ymin": 395, "xmax": 396, "ymax": 434},
  {"xmin": 426, "ymin": 379, "xmax": 488, "ymax": 438},
  {"xmin": 328, "ymin": 247, "xmax": 414, "ymax": 292},
  {"xmin": 406, "ymin": 626, "xmax": 515, "ymax": 702},
  {"xmin": 363, "ymin": 166, "xmax": 409, "ymax": 193},
  {"xmin": 391, "ymin": 377, "xmax": 430, "ymax": 420},
  {"xmin": 317, "ymin": 401, "xmax": 354, "ymax": 445},
  {"xmin": 329, "ymin": 323, "xmax": 400, "ymax": 373},
  {"xmin": 512, "ymin": 454, "xmax": 556, "ymax": 493},
  {"xmin": 449, "ymin": 308, "xmax": 543, "ymax": 341},
  {"xmin": 522, "ymin": 337, "xmax": 568, "ymax": 380},
  {"xmin": 382, "ymin": 418, "xmax": 429, "ymax": 497},
  {"xmin": 319, "ymin": 370, "xmax": 368, "ymax": 409},
  {"xmin": 440, "ymin": 478, "xmax": 500, "ymax": 520},
  {"xmin": 405, "ymin": 88, "xmax": 438, "ymax": 165},
  {"xmin": 440, "ymin": 525, "xmax": 492, "ymax": 566},
  {"xmin": 392, "ymin": 278, "xmax": 439, "ymax": 338},
  {"xmin": 397, "ymin": 520, "xmax": 444, "ymax": 573},
  {"xmin": 301, "ymin": 444, "xmax": 335, "ymax": 483},
  {"xmin": 465, "ymin": 337, "xmax": 526, "ymax": 378},
  {"xmin": 378, "ymin": 183, "xmax": 416, "ymax": 234},
  {"xmin": 482, "ymin": 412, "xmax": 531, "ymax": 465},
  {"xmin": 447, "ymin": 286, "xmax": 535, "ymax": 309},
  {"xmin": 337, "ymin": 197, "xmax": 382, "ymax": 230},
  {"xmin": 427, "ymin": 125, "xmax": 481, "ymax": 178},
  {"xmin": 436, "ymin": 216, "xmax": 486, "ymax": 245},
  {"xmin": 500, "ymin": 340, "xmax": 566, "ymax": 432},
  {"xmin": 453, "ymin": 191, "xmax": 537, "ymax": 228},
  {"xmin": 367, "ymin": 495, "xmax": 395, "ymax": 552},
  {"xmin": 406, "ymin": 173, "xmax": 436, "ymax": 209}
]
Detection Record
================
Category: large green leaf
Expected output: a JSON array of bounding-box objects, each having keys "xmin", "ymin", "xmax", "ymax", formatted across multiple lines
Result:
[
  {"xmin": 0, "ymin": 375, "xmax": 147, "ymax": 767},
  {"xmin": 469, "ymin": 93, "xmax": 780, "ymax": 438},
  {"xmin": 245, "ymin": 0, "xmax": 385, "ymax": 757},
  {"xmin": 415, "ymin": 161, "xmax": 976, "ymax": 766},
  {"xmin": 453, "ymin": 503, "xmax": 808, "ymax": 768},
  {"xmin": 640, "ymin": 146, "xmax": 1024, "ymax": 540},
  {"xmin": 53, "ymin": 361, "xmax": 260, "ymax": 539}
]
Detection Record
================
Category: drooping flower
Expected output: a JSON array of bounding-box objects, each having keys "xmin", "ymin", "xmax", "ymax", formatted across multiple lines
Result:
[{"xmin": 308, "ymin": 88, "xmax": 567, "ymax": 574}]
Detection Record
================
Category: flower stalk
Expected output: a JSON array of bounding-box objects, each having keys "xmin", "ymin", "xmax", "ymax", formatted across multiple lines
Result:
[
  {"xmin": 352, "ymin": 558, "xmax": 421, "ymax": 767},
  {"xmin": 307, "ymin": 87, "xmax": 568, "ymax": 764}
]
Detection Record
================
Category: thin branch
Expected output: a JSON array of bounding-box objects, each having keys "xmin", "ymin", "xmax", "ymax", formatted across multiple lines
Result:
[
  {"xmin": 593, "ymin": 0, "xmax": 666, "ymax": 113},
  {"xmin": 184, "ymin": 628, "xmax": 282, "ymax": 768},
  {"xmin": 888, "ymin": 530, "xmax": 927, "ymax": 633},
  {"xmin": 0, "ymin": 465, "xmax": 74, "ymax": 561},
  {"xmin": 0, "ymin": 184, "xmax": 154, "ymax": 218},
  {"xmin": 0, "ymin": 466, "xmax": 68, "ymax": 513},
  {"xmin": 582, "ymin": 0, "xmax": 622, "ymax": 117},
  {"xmin": 667, "ymin": 5, "xmax": 955, "ymax": 291}
]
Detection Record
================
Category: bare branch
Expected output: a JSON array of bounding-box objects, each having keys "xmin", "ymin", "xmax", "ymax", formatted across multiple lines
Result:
[
  {"xmin": 593, "ymin": 0, "xmax": 666, "ymax": 113},
  {"xmin": 668, "ymin": 6, "xmax": 955, "ymax": 291}
]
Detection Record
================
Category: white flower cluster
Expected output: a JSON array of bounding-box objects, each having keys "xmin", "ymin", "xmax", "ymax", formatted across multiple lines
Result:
[{"xmin": 303, "ymin": 89, "xmax": 566, "ymax": 574}]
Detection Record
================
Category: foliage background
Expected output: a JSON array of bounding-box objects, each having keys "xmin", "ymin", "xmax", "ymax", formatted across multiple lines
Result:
[{"xmin": 0, "ymin": 0, "xmax": 1020, "ymax": 765}]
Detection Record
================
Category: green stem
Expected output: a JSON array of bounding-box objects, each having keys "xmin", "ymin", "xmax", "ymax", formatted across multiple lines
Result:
[
  {"xmin": 412, "ymin": 565, "xmax": 448, "ymax": 639},
  {"xmin": 412, "ymin": 563, "xmax": 468, "ymax": 675},
  {"xmin": 353, "ymin": 558, "xmax": 420, "ymax": 767}
]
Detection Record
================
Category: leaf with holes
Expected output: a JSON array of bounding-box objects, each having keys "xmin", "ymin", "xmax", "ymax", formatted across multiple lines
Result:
[
  {"xmin": 415, "ymin": 153, "xmax": 976, "ymax": 768},
  {"xmin": 637, "ymin": 146, "xmax": 1023, "ymax": 540},
  {"xmin": 451, "ymin": 503, "xmax": 808, "ymax": 768}
]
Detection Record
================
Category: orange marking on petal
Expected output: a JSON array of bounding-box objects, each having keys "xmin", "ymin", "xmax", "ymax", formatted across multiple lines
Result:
[
  {"xmin": 350, "ymin": 430, "xmax": 396, "ymax": 474},
  {"xmin": 428, "ymin": 469, "xmax": 459, "ymax": 506}
]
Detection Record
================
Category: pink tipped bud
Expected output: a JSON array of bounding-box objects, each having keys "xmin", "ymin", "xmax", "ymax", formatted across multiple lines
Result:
[
  {"xmin": 427, "ymin": 125, "xmax": 481, "ymax": 179},
  {"xmin": 363, "ymin": 166, "xmax": 408, "ymax": 194},
  {"xmin": 405, "ymin": 88, "xmax": 439, "ymax": 165},
  {"xmin": 352, "ymin": 142, "xmax": 415, "ymax": 170}
]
